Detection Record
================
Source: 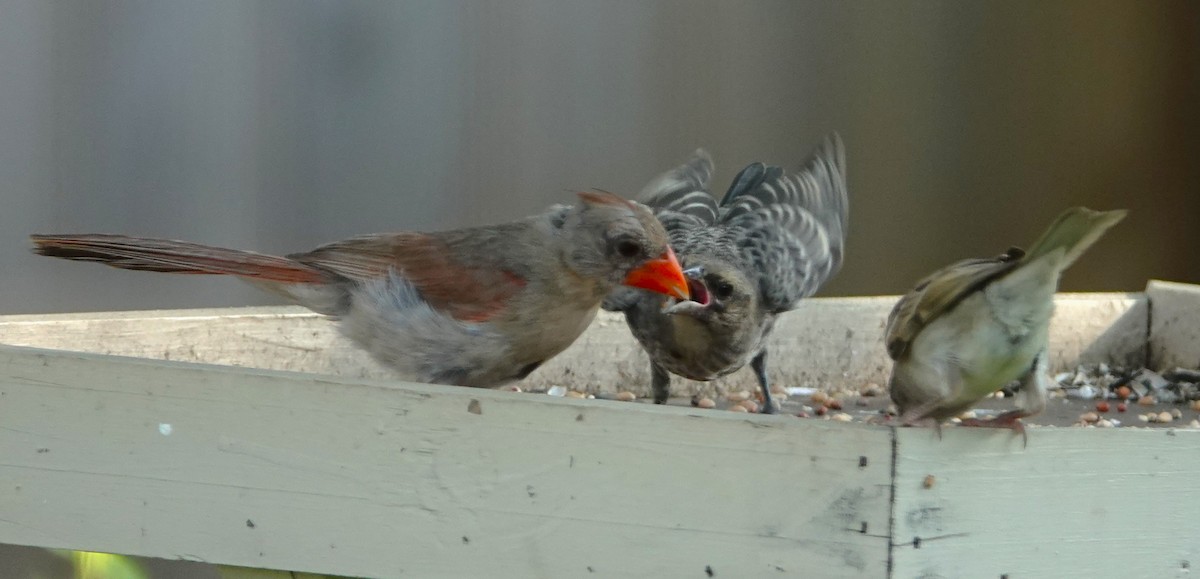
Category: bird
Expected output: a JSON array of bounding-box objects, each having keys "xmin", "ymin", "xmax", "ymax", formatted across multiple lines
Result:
[
  {"xmin": 30, "ymin": 190, "xmax": 689, "ymax": 389},
  {"xmin": 885, "ymin": 206, "xmax": 1127, "ymax": 440},
  {"xmin": 603, "ymin": 133, "xmax": 849, "ymax": 413}
]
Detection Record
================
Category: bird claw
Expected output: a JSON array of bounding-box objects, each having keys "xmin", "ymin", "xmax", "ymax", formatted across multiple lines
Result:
[
  {"xmin": 958, "ymin": 410, "xmax": 1029, "ymax": 448},
  {"xmin": 864, "ymin": 413, "xmax": 892, "ymax": 426},
  {"xmin": 887, "ymin": 412, "xmax": 945, "ymax": 440}
]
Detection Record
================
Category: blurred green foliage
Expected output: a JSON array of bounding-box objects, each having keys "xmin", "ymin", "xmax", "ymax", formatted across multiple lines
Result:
[{"xmin": 51, "ymin": 551, "xmax": 149, "ymax": 579}]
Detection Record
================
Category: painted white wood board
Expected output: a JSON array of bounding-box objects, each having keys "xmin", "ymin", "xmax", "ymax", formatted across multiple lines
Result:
[
  {"xmin": 891, "ymin": 426, "xmax": 1200, "ymax": 578},
  {"xmin": 0, "ymin": 282, "xmax": 1195, "ymax": 577},
  {"xmin": 0, "ymin": 306, "xmax": 391, "ymax": 379},
  {"xmin": 1047, "ymin": 292, "xmax": 1146, "ymax": 370},
  {"xmin": 1148, "ymin": 280, "xmax": 1200, "ymax": 371},
  {"xmin": 0, "ymin": 345, "xmax": 892, "ymax": 578},
  {"xmin": 0, "ymin": 293, "xmax": 1148, "ymax": 399}
]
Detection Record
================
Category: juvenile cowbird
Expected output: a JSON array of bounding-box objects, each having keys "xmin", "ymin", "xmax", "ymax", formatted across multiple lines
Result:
[
  {"xmin": 886, "ymin": 207, "xmax": 1127, "ymax": 439},
  {"xmin": 604, "ymin": 134, "xmax": 849, "ymax": 412},
  {"xmin": 31, "ymin": 191, "xmax": 688, "ymax": 388}
]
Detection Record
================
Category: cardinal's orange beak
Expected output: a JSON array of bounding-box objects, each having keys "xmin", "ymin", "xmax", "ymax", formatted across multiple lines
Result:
[{"xmin": 623, "ymin": 248, "xmax": 689, "ymax": 299}]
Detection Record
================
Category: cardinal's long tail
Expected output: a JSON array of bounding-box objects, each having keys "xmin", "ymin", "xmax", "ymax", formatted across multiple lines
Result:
[{"xmin": 30, "ymin": 233, "xmax": 328, "ymax": 284}]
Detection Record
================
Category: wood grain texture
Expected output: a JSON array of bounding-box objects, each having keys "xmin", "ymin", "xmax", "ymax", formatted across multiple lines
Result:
[
  {"xmin": 0, "ymin": 345, "xmax": 891, "ymax": 578},
  {"xmin": 1148, "ymin": 280, "xmax": 1200, "ymax": 371},
  {"xmin": 891, "ymin": 426, "xmax": 1200, "ymax": 578},
  {"xmin": 0, "ymin": 293, "xmax": 1148, "ymax": 398}
]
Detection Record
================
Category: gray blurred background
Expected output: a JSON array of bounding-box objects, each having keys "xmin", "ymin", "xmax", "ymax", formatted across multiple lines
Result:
[
  {"xmin": 0, "ymin": 0, "xmax": 1197, "ymax": 576},
  {"xmin": 2, "ymin": 0, "xmax": 1197, "ymax": 318}
]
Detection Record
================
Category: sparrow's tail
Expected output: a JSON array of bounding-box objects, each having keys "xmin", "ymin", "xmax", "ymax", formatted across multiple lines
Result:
[
  {"xmin": 30, "ymin": 234, "xmax": 328, "ymax": 284},
  {"xmin": 1022, "ymin": 207, "xmax": 1127, "ymax": 271}
]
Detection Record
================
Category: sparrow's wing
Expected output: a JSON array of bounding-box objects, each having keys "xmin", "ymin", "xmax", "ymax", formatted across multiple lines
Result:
[
  {"xmin": 295, "ymin": 233, "xmax": 525, "ymax": 323},
  {"xmin": 884, "ymin": 249, "xmax": 1025, "ymax": 360},
  {"xmin": 636, "ymin": 148, "xmax": 719, "ymax": 230},
  {"xmin": 719, "ymin": 133, "xmax": 849, "ymax": 313}
]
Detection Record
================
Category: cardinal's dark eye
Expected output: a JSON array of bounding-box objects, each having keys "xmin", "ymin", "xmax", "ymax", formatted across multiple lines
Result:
[
  {"xmin": 712, "ymin": 279, "xmax": 734, "ymax": 300},
  {"xmin": 615, "ymin": 239, "xmax": 643, "ymax": 258}
]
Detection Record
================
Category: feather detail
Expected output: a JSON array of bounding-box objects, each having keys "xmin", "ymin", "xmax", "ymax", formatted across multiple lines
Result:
[
  {"xmin": 577, "ymin": 190, "xmax": 637, "ymax": 210},
  {"xmin": 295, "ymin": 233, "xmax": 526, "ymax": 323},
  {"xmin": 637, "ymin": 149, "xmax": 719, "ymax": 227},
  {"xmin": 884, "ymin": 249, "xmax": 1024, "ymax": 360},
  {"xmin": 720, "ymin": 133, "xmax": 849, "ymax": 311},
  {"xmin": 29, "ymin": 234, "xmax": 327, "ymax": 283}
]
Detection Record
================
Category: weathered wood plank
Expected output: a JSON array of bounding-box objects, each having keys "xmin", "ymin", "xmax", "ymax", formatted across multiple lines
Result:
[
  {"xmin": 891, "ymin": 426, "xmax": 1200, "ymax": 578},
  {"xmin": 0, "ymin": 307, "xmax": 390, "ymax": 379},
  {"xmin": 1148, "ymin": 280, "xmax": 1200, "ymax": 371},
  {"xmin": 0, "ymin": 293, "xmax": 1147, "ymax": 399},
  {"xmin": 1048, "ymin": 292, "xmax": 1147, "ymax": 371},
  {"xmin": 0, "ymin": 345, "xmax": 892, "ymax": 578},
  {"xmin": 0, "ymin": 283, "xmax": 1194, "ymax": 577}
]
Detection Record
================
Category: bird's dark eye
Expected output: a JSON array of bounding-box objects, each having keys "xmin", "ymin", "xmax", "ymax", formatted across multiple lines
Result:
[
  {"xmin": 712, "ymin": 279, "xmax": 734, "ymax": 300},
  {"xmin": 615, "ymin": 239, "xmax": 642, "ymax": 258}
]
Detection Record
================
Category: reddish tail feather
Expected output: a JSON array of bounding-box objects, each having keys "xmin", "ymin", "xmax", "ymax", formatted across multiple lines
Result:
[{"xmin": 30, "ymin": 234, "xmax": 328, "ymax": 284}]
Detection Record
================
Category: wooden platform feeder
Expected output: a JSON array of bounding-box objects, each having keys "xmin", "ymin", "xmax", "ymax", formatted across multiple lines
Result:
[{"xmin": 1, "ymin": 281, "xmax": 1197, "ymax": 578}]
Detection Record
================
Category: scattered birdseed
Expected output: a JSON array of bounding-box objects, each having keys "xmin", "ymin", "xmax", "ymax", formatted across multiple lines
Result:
[{"xmin": 726, "ymin": 390, "xmax": 751, "ymax": 403}]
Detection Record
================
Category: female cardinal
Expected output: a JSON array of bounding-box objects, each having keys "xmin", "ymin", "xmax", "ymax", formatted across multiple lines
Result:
[
  {"xmin": 31, "ymin": 191, "xmax": 688, "ymax": 388},
  {"xmin": 604, "ymin": 134, "xmax": 849, "ymax": 412}
]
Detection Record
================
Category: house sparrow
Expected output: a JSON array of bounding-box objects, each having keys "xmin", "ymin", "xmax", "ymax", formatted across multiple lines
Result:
[{"xmin": 886, "ymin": 206, "xmax": 1127, "ymax": 440}]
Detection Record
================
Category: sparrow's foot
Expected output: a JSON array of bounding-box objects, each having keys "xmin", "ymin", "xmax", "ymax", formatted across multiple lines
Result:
[
  {"xmin": 958, "ymin": 410, "xmax": 1029, "ymax": 447},
  {"xmin": 889, "ymin": 412, "xmax": 945, "ymax": 439},
  {"xmin": 864, "ymin": 413, "xmax": 892, "ymax": 426}
]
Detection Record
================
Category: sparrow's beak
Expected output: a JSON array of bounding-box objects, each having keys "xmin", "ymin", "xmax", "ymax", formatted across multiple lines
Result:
[{"xmin": 623, "ymin": 248, "xmax": 689, "ymax": 299}]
